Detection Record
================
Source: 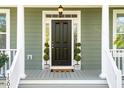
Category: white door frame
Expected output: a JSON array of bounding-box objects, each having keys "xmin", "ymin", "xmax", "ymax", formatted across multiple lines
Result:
[
  {"xmin": 0, "ymin": 9, "xmax": 10, "ymax": 49},
  {"xmin": 42, "ymin": 11, "xmax": 81, "ymax": 69}
]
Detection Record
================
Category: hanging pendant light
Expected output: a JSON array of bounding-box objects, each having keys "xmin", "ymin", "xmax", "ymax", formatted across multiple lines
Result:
[{"xmin": 58, "ymin": 5, "xmax": 63, "ymax": 17}]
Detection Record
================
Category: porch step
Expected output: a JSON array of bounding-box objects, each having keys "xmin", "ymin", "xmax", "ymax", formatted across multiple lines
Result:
[{"xmin": 18, "ymin": 80, "xmax": 109, "ymax": 88}]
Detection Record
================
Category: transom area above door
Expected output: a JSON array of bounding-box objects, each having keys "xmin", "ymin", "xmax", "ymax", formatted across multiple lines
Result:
[{"xmin": 42, "ymin": 11, "xmax": 81, "ymax": 70}]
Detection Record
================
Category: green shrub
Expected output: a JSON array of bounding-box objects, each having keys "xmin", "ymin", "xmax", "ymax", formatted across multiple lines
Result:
[
  {"xmin": 74, "ymin": 48, "xmax": 81, "ymax": 54},
  {"xmin": 74, "ymin": 42, "xmax": 81, "ymax": 65},
  {"xmin": 45, "ymin": 42, "xmax": 49, "ymax": 47},
  {"xmin": 43, "ymin": 54, "xmax": 49, "ymax": 64},
  {"xmin": 75, "ymin": 43, "xmax": 81, "ymax": 47},
  {"xmin": 74, "ymin": 55, "xmax": 81, "ymax": 62},
  {"xmin": 0, "ymin": 53, "xmax": 9, "ymax": 68},
  {"xmin": 44, "ymin": 47, "xmax": 49, "ymax": 54}
]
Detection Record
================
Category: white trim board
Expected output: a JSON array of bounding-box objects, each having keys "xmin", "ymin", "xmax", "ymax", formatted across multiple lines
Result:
[
  {"xmin": 42, "ymin": 11, "xmax": 81, "ymax": 70},
  {"xmin": 0, "ymin": 9, "xmax": 10, "ymax": 50}
]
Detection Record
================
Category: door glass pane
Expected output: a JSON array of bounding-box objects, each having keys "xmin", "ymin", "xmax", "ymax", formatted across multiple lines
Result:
[
  {"xmin": 0, "ymin": 34, "xmax": 6, "ymax": 49},
  {"xmin": 0, "ymin": 14, "xmax": 6, "ymax": 32},
  {"xmin": 116, "ymin": 34, "xmax": 124, "ymax": 49}
]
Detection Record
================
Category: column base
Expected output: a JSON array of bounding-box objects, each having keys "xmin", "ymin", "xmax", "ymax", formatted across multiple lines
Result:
[
  {"xmin": 99, "ymin": 73, "xmax": 106, "ymax": 79},
  {"xmin": 20, "ymin": 73, "xmax": 26, "ymax": 79}
]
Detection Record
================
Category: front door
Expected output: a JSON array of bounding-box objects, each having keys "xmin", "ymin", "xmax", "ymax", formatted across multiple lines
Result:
[{"xmin": 52, "ymin": 20, "xmax": 71, "ymax": 66}]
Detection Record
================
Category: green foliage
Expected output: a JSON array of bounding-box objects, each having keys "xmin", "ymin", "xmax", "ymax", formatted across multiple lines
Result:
[
  {"xmin": 0, "ymin": 53, "xmax": 9, "ymax": 68},
  {"xmin": 43, "ymin": 54, "xmax": 49, "ymax": 61},
  {"xmin": 114, "ymin": 35, "xmax": 124, "ymax": 48},
  {"xmin": 45, "ymin": 42, "xmax": 49, "ymax": 47},
  {"xmin": 75, "ymin": 43, "xmax": 81, "ymax": 47},
  {"xmin": 44, "ymin": 42, "xmax": 49, "ymax": 64},
  {"xmin": 44, "ymin": 47, "xmax": 49, "ymax": 54},
  {"xmin": 74, "ymin": 48, "xmax": 81, "ymax": 54},
  {"xmin": 74, "ymin": 55, "xmax": 81, "ymax": 62},
  {"xmin": 74, "ymin": 43, "xmax": 81, "ymax": 64}
]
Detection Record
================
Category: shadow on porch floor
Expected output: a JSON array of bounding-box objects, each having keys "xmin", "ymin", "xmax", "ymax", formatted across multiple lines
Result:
[{"xmin": 24, "ymin": 69, "xmax": 103, "ymax": 80}]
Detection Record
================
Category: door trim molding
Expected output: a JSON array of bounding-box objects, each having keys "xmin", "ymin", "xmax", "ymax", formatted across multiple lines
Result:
[{"xmin": 42, "ymin": 10, "xmax": 81, "ymax": 69}]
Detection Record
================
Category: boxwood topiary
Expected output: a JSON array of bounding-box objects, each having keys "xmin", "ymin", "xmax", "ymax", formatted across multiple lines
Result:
[
  {"xmin": 45, "ymin": 42, "xmax": 49, "ymax": 47},
  {"xmin": 44, "ymin": 47, "xmax": 49, "ymax": 54},
  {"xmin": 74, "ymin": 42, "xmax": 81, "ymax": 65}
]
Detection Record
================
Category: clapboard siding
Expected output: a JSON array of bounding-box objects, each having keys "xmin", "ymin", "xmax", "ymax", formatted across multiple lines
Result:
[
  {"xmin": 10, "ymin": 8, "xmax": 17, "ymax": 49},
  {"xmin": 25, "ymin": 8, "xmax": 42, "ymax": 70},
  {"xmin": 81, "ymin": 8, "xmax": 102, "ymax": 70}
]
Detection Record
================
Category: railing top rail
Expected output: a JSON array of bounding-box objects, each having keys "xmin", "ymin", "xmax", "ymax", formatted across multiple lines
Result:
[{"xmin": 110, "ymin": 49, "xmax": 124, "ymax": 51}]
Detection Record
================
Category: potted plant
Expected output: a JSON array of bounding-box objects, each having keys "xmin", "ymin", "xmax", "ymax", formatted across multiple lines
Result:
[
  {"xmin": 0, "ymin": 52, "xmax": 9, "ymax": 68},
  {"xmin": 43, "ymin": 42, "xmax": 50, "ymax": 69},
  {"xmin": 74, "ymin": 43, "xmax": 81, "ymax": 70},
  {"xmin": 0, "ymin": 52, "xmax": 9, "ymax": 77}
]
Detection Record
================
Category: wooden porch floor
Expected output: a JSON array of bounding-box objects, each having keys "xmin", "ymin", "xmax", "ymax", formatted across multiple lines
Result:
[{"xmin": 24, "ymin": 70, "xmax": 102, "ymax": 80}]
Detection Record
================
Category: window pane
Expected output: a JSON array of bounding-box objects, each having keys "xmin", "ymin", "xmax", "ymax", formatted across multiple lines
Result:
[
  {"xmin": 0, "ymin": 34, "xmax": 6, "ymax": 49},
  {"xmin": 117, "ymin": 14, "xmax": 124, "ymax": 33},
  {"xmin": 0, "ymin": 14, "xmax": 6, "ymax": 32}
]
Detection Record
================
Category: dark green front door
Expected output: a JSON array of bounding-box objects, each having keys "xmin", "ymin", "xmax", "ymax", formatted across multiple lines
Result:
[{"xmin": 52, "ymin": 20, "xmax": 71, "ymax": 66}]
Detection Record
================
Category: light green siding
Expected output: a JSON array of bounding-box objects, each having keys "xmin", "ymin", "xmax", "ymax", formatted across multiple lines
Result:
[
  {"xmin": 25, "ymin": 8, "xmax": 42, "ymax": 69},
  {"xmin": 25, "ymin": 8, "xmax": 102, "ymax": 70},
  {"xmin": 10, "ymin": 8, "xmax": 17, "ymax": 49},
  {"xmin": 81, "ymin": 9, "xmax": 102, "ymax": 70}
]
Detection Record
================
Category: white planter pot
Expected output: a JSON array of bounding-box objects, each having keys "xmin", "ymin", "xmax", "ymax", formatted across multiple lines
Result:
[
  {"xmin": 44, "ymin": 64, "xmax": 50, "ymax": 69},
  {"xmin": 74, "ymin": 64, "xmax": 80, "ymax": 70}
]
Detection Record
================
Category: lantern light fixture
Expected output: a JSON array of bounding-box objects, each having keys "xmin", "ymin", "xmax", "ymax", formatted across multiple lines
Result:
[{"xmin": 58, "ymin": 5, "xmax": 63, "ymax": 17}]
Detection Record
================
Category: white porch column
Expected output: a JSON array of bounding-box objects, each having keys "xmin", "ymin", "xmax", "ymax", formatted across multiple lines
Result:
[
  {"xmin": 17, "ymin": 5, "xmax": 26, "ymax": 79},
  {"xmin": 100, "ymin": 4, "xmax": 109, "ymax": 79}
]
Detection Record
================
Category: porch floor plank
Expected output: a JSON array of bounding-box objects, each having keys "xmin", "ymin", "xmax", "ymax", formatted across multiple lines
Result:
[{"xmin": 24, "ymin": 69, "xmax": 102, "ymax": 80}]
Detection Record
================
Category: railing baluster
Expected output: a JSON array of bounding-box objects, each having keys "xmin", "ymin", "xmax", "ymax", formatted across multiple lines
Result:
[
  {"xmin": 8, "ymin": 51, "xmax": 11, "ymax": 69},
  {"xmin": 122, "ymin": 57, "xmax": 124, "ymax": 76},
  {"xmin": 110, "ymin": 49, "xmax": 124, "ymax": 76},
  {"xmin": 118, "ymin": 50, "xmax": 121, "ymax": 70}
]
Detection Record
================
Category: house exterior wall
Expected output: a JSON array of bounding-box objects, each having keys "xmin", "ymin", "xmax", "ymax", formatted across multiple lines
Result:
[
  {"xmin": 10, "ymin": 8, "xmax": 17, "ymax": 49},
  {"xmin": 24, "ymin": 8, "xmax": 102, "ymax": 70},
  {"xmin": 81, "ymin": 8, "xmax": 102, "ymax": 70},
  {"xmin": 25, "ymin": 8, "xmax": 42, "ymax": 69}
]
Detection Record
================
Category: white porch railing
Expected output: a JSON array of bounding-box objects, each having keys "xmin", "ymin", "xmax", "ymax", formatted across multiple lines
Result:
[
  {"xmin": 0, "ymin": 49, "xmax": 17, "ymax": 77},
  {"xmin": 110, "ymin": 49, "xmax": 124, "ymax": 76},
  {"xmin": 105, "ymin": 49, "xmax": 122, "ymax": 88},
  {"xmin": 6, "ymin": 50, "xmax": 21, "ymax": 88}
]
